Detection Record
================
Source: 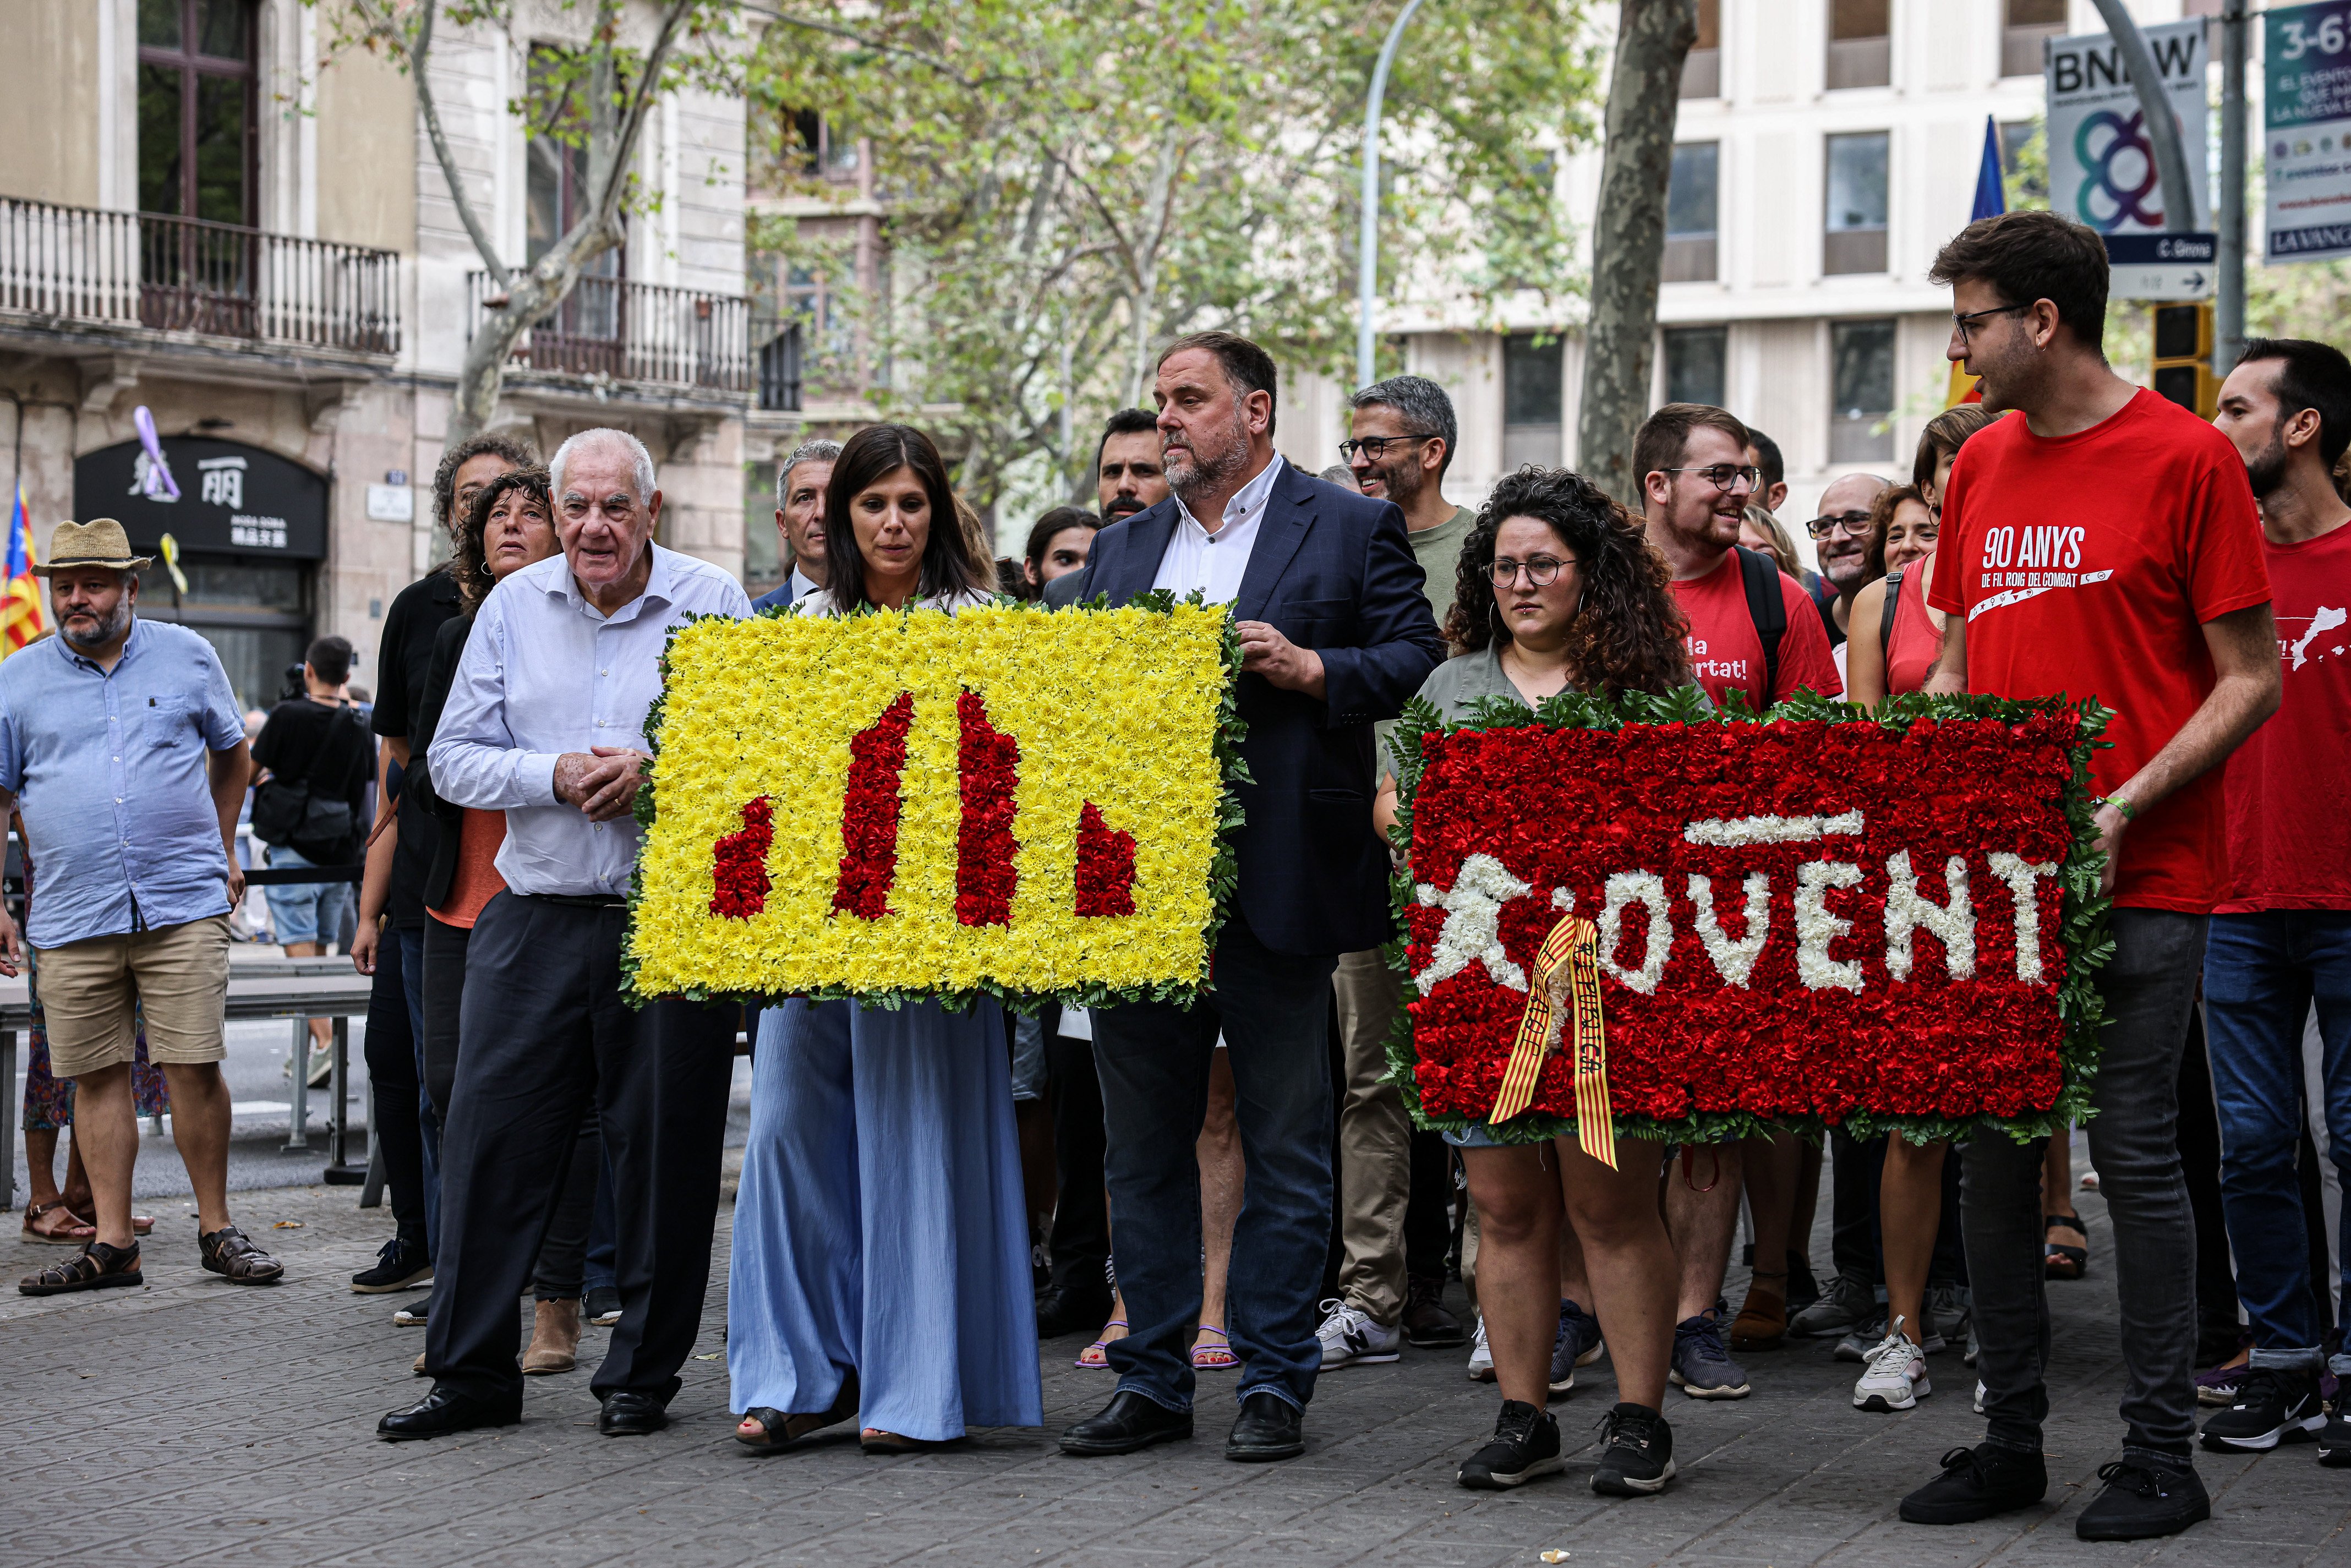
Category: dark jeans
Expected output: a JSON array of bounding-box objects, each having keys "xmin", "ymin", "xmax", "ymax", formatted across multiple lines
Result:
[
  {"xmin": 393, "ymin": 926, "xmax": 439, "ymax": 1258},
  {"xmin": 423, "ymin": 893, "xmax": 736, "ymax": 1406},
  {"xmin": 1045, "ymin": 1027, "xmax": 1109, "ymax": 1302},
  {"xmin": 360, "ymin": 932, "xmax": 428, "ymax": 1253},
  {"xmin": 1093, "ymin": 919, "xmax": 1338, "ymax": 1414},
  {"xmin": 1406, "ymin": 1128, "xmax": 1453, "ymax": 1280},
  {"xmin": 1965, "ymin": 909, "xmax": 2206, "ymax": 1467},
  {"xmin": 2205, "ymin": 910, "xmax": 2351, "ymax": 1369}
]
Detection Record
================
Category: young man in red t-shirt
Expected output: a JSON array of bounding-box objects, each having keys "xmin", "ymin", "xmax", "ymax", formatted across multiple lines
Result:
[
  {"xmin": 1631, "ymin": 403, "xmax": 1843, "ymax": 1407},
  {"xmin": 2200, "ymin": 337, "xmax": 2351, "ymax": 1463},
  {"xmin": 1902, "ymin": 211, "xmax": 2280, "ymax": 1541}
]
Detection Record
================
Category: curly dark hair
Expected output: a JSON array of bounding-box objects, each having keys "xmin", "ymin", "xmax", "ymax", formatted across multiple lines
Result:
[
  {"xmin": 1442, "ymin": 466, "xmax": 1691, "ymax": 698},
  {"xmin": 453, "ymin": 466, "xmax": 554, "ymax": 611},
  {"xmin": 431, "ymin": 433, "xmax": 539, "ymax": 537}
]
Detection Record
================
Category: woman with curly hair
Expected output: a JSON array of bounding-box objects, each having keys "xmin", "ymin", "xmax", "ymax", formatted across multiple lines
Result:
[{"xmin": 1374, "ymin": 466, "xmax": 1702, "ymax": 1498}]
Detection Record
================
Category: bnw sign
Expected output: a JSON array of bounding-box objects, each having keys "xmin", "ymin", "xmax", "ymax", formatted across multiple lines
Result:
[{"xmin": 74, "ymin": 436, "xmax": 329, "ymax": 560}]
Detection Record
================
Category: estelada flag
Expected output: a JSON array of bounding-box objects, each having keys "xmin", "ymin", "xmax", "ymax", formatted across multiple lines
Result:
[{"xmin": 0, "ymin": 487, "xmax": 46, "ymax": 657}]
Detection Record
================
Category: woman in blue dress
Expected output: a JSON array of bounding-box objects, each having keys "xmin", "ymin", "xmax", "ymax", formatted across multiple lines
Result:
[{"xmin": 729, "ymin": 424, "xmax": 1042, "ymax": 1452}]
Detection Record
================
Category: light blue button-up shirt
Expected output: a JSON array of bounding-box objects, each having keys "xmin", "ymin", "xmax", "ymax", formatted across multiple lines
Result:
[
  {"xmin": 0, "ymin": 619, "xmax": 244, "ymax": 947},
  {"xmin": 428, "ymin": 544, "xmax": 752, "ymax": 899}
]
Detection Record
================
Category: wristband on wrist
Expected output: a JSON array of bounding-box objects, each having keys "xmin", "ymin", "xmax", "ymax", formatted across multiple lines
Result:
[{"xmin": 2099, "ymin": 795, "xmax": 2138, "ymax": 823}]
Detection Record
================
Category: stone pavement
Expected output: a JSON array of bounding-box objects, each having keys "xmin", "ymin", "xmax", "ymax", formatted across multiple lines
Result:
[{"xmin": 4, "ymin": 1171, "xmax": 2347, "ymax": 1568}]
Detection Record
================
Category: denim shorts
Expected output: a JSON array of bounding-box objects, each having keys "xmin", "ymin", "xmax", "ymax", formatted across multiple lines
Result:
[
  {"xmin": 1444, "ymin": 1121, "xmax": 1508, "ymax": 1149},
  {"xmin": 264, "ymin": 846, "xmax": 354, "ymax": 946}
]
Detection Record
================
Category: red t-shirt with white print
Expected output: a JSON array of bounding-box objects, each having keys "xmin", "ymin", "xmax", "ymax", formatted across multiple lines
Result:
[
  {"xmin": 1669, "ymin": 548, "xmax": 1845, "ymax": 707},
  {"xmin": 1928, "ymin": 389, "xmax": 2271, "ymax": 913}
]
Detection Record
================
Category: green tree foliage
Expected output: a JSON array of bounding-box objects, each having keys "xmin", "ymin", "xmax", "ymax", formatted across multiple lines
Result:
[{"xmin": 748, "ymin": 0, "xmax": 1601, "ymax": 513}]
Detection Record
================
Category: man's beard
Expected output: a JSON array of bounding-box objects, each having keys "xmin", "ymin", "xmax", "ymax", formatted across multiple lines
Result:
[
  {"xmin": 1102, "ymin": 492, "xmax": 1150, "ymax": 521},
  {"xmin": 2245, "ymin": 422, "xmax": 2290, "ymax": 499},
  {"xmin": 1969, "ymin": 333, "xmax": 2039, "ymax": 414},
  {"xmin": 1167, "ymin": 408, "xmax": 1251, "ymax": 507},
  {"xmin": 1370, "ymin": 455, "xmax": 1425, "ymax": 509},
  {"xmin": 59, "ymin": 597, "xmax": 132, "ymax": 651}
]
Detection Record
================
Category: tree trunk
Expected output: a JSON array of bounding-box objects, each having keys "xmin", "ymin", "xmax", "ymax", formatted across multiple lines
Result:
[{"xmin": 1575, "ymin": 0, "xmax": 1698, "ymax": 505}]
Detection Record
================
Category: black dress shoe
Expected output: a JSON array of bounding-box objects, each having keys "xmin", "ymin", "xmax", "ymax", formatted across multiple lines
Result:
[
  {"xmin": 376, "ymin": 1385, "xmax": 521, "ymax": 1441},
  {"xmin": 1226, "ymin": 1390, "xmax": 1304, "ymax": 1462},
  {"xmin": 1059, "ymin": 1390, "xmax": 1193, "ymax": 1456},
  {"xmin": 598, "ymin": 1391, "xmax": 669, "ymax": 1436},
  {"xmin": 1037, "ymin": 1285, "xmax": 1115, "ymax": 1337}
]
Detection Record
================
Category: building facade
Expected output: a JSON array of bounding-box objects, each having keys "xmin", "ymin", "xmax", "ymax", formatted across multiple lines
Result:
[{"xmin": 0, "ymin": 0, "xmax": 768, "ymax": 711}]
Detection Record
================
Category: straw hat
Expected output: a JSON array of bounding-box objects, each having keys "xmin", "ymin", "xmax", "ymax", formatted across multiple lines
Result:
[{"xmin": 35, "ymin": 518, "xmax": 152, "ymax": 574}]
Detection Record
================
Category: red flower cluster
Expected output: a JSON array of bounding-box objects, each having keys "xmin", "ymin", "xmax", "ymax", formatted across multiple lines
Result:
[
  {"xmin": 956, "ymin": 690, "xmax": 1020, "ymax": 926},
  {"xmin": 1075, "ymin": 801, "xmax": 1138, "ymax": 917},
  {"xmin": 832, "ymin": 691, "xmax": 915, "ymax": 920},
  {"xmin": 1403, "ymin": 715, "xmax": 2081, "ymax": 1127},
  {"xmin": 710, "ymin": 796, "xmax": 775, "ymax": 919}
]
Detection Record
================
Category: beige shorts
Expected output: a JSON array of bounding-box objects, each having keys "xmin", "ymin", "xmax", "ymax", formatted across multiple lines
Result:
[{"xmin": 34, "ymin": 915, "xmax": 231, "ymax": 1079}]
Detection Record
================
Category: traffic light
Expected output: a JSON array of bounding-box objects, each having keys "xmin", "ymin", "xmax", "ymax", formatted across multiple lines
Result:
[{"xmin": 2151, "ymin": 302, "xmax": 2218, "ymax": 419}]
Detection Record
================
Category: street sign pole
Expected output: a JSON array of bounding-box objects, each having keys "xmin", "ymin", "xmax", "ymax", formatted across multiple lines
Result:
[
  {"xmin": 1358, "ymin": 0, "xmax": 1430, "ymax": 391},
  {"xmin": 2086, "ymin": 0, "xmax": 2200, "ymax": 232},
  {"xmin": 2217, "ymin": 0, "xmax": 2249, "ymax": 375}
]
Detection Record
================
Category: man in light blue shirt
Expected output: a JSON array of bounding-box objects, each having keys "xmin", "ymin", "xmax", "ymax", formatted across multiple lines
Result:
[
  {"xmin": 382, "ymin": 429, "xmax": 750, "ymax": 1443},
  {"xmin": 0, "ymin": 518, "xmax": 285, "ymax": 1294}
]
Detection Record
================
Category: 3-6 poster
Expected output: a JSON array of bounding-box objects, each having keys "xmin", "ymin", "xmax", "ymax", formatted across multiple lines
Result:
[{"xmin": 2266, "ymin": 1, "xmax": 2351, "ymax": 264}]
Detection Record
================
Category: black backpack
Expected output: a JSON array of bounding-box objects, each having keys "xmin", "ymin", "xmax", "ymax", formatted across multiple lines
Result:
[
  {"xmin": 251, "ymin": 705, "xmax": 368, "ymax": 863},
  {"xmin": 1880, "ymin": 566, "xmax": 1906, "ymax": 668},
  {"xmin": 1732, "ymin": 545, "xmax": 1787, "ymax": 702}
]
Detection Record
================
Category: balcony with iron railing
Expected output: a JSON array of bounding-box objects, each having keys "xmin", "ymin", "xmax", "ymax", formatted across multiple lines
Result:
[
  {"xmin": 0, "ymin": 195, "xmax": 401, "ymax": 357},
  {"xmin": 464, "ymin": 272, "xmax": 753, "ymax": 397}
]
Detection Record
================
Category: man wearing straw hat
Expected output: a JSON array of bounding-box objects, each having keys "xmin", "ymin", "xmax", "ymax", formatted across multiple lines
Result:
[{"xmin": 0, "ymin": 518, "xmax": 285, "ymax": 1294}]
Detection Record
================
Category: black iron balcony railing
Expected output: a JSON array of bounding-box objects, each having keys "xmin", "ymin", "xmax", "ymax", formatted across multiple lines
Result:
[
  {"xmin": 0, "ymin": 196, "xmax": 401, "ymax": 354},
  {"xmin": 466, "ymin": 272, "xmax": 751, "ymax": 394},
  {"xmin": 752, "ymin": 314, "xmax": 803, "ymax": 411}
]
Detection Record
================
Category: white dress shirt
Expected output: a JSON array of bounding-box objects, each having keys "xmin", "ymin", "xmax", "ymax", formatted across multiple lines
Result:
[
  {"xmin": 790, "ymin": 586, "xmax": 994, "ymax": 619},
  {"xmin": 429, "ymin": 544, "xmax": 753, "ymax": 899},
  {"xmin": 1150, "ymin": 453, "xmax": 1286, "ymax": 604}
]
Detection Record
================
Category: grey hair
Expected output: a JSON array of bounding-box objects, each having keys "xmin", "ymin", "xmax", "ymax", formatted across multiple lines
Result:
[
  {"xmin": 1349, "ymin": 374, "xmax": 1458, "ymax": 477},
  {"xmin": 779, "ymin": 437, "xmax": 842, "ymax": 492},
  {"xmin": 549, "ymin": 428, "xmax": 658, "ymax": 505}
]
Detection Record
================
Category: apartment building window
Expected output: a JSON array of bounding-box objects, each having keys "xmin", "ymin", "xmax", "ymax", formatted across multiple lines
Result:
[
  {"xmin": 1502, "ymin": 334, "xmax": 1563, "ymax": 471},
  {"xmin": 784, "ymin": 110, "xmax": 862, "ymax": 183},
  {"xmin": 1826, "ymin": 0, "xmax": 1891, "ymax": 91},
  {"xmin": 1681, "ymin": 0, "xmax": 1721, "ymax": 99},
  {"xmin": 138, "ymin": 0, "xmax": 255, "ymax": 223},
  {"xmin": 1824, "ymin": 132, "xmax": 1889, "ymax": 276},
  {"xmin": 2002, "ymin": 0, "xmax": 2068, "ymax": 79},
  {"xmin": 1665, "ymin": 144, "xmax": 1720, "ymax": 283},
  {"xmin": 1829, "ymin": 320, "xmax": 1896, "ymax": 464},
  {"xmin": 1664, "ymin": 326, "xmax": 1729, "ymax": 408},
  {"xmin": 526, "ymin": 49, "xmax": 623, "ymax": 346}
]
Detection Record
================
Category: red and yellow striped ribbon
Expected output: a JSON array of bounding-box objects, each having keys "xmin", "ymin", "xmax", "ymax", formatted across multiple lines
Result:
[{"xmin": 1488, "ymin": 914, "xmax": 1616, "ymax": 1169}]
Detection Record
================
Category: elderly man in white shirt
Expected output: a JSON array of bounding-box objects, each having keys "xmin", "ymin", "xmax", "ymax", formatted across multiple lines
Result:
[{"xmin": 380, "ymin": 428, "xmax": 751, "ymax": 1443}]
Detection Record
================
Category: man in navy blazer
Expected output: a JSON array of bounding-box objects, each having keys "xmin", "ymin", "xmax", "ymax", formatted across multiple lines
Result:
[
  {"xmin": 748, "ymin": 439, "xmax": 839, "ymax": 613},
  {"xmin": 1056, "ymin": 332, "xmax": 1444, "ymax": 1465}
]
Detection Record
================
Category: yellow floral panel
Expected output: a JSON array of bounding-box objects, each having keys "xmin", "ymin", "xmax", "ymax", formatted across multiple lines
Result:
[{"xmin": 627, "ymin": 602, "xmax": 1232, "ymax": 999}]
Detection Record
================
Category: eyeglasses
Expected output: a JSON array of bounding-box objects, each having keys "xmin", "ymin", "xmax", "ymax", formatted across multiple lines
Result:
[
  {"xmin": 1805, "ymin": 510, "xmax": 1873, "ymax": 540},
  {"xmin": 1950, "ymin": 302, "xmax": 2031, "ymax": 341},
  {"xmin": 1660, "ymin": 465, "xmax": 1760, "ymax": 494},
  {"xmin": 1489, "ymin": 555, "xmax": 1578, "ymax": 587},
  {"xmin": 1338, "ymin": 433, "xmax": 1440, "ymax": 462}
]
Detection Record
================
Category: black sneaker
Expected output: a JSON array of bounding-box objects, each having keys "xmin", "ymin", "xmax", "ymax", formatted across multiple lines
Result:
[
  {"xmin": 1590, "ymin": 1402, "xmax": 1675, "ymax": 1496},
  {"xmin": 2075, "ymin": 1460, "xmax": 2210, "ymax": 1542},
  {"xmin": 1550, "ymin": 1297, "xmax": 1604, "ymax": 1395},
  {"xmin": 1789, "ymin": 1274, "xmax": 1874, "ymax": 1339},
  {"xmin": 1898, "ymin": 1443, "xmax": 2047, "ymax": 1525},
  {"xmin": 350, "ymin": 1237, "xmax": 434, "ymax": 1295},
  {"xmin": 2320, "ymin": 1414, "xmax": 2351, "ymax": 1468},
  {"xmin": 1456, "ymin": 1400, "xmax": 1562, "ymax": 1489},
  {"xmin": 2199, "ymin": 1365, "xmax": 2326, "ymax": 1452},
  {"xmin": 585, "ymin": 1285, "xmax": 622, "ymax": 1326}
]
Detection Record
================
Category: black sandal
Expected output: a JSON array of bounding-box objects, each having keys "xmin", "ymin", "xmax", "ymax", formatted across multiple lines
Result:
[
  {"xmin": 735, "ymin": 1370, "xmax": 860, "ymax": 1451},
  {"xmin": 199, "ymin": 1225, "xmax": 285, "ymax": 1285},
  {"xmin": 2044, "ymin": 1215, "xmax": 2088, "ymax": 1281},
  {"xmin": 19, "ymin": 1239, "xmax": 142, "ymax": 1296}
]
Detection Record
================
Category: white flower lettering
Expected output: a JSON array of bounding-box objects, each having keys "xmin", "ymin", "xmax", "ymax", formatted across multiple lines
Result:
[
  {"xmin": 1794, "ymin": 861, "xmax": 1864, "ymax": 992},
  {"xmin": 1684, "ymin": 810, "xmax": 1864, "ymax": 845},
  {"xmin": 1414, "ymin": 853, "xmax": 1532, "ymax": 995},
  {"xmin": 1884, "ymin": 851, "xmax": 1976, "ymax": 981},
  {"xmin": 1688, "ymin": 872, "xmax": 1771, "ymax": 987},
  {"xmin": 1987, "ymin": 853, "xmax": 2060, "ymax": 983},
  {"xmin": 1598, "ymin": 871, "xmax": 1673, "ymax": 995}
]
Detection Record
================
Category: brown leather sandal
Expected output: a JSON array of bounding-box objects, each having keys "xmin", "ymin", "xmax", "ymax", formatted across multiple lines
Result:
[
  {"xmin": 19, "ymin": 1201, "xmax": 96, "ymax": 1245},
  {"xmin": 19, "ymin": 1239, "xmax": 142, "ymax": 1296},
  {"xmin": 199, "ymin": 1225, "xmax": 285, "ymax": 1285}
]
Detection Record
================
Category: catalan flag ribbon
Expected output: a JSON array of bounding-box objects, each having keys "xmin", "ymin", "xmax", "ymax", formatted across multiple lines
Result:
[
  {"xmin": 1490, "ymin": 914, "xmax": 1616, "ymax": 1170},
  {"xmin": 1, "ymin": 487, "xmax": 46, "ymax": 657}
]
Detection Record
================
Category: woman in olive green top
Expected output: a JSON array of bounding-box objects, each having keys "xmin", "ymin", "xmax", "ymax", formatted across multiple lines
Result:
[{"xmin": 1374, "ymin": 467, "xmax": 1703, "ymax": 1498}]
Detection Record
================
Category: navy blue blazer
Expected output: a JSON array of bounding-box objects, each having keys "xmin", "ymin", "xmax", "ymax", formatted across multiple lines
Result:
[
  {"xmin": 749, "ymin": 575, "xmax": 800, "ymax": 614},
  {"xmin": 1065, "ymin": 459, "xmax": 1445, "ymax": 956}
]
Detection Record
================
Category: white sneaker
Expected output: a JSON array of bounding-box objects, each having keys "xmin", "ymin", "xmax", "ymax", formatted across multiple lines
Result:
[
  {"xmin": 305, "ymin": 1045, "xmax": 333, "ymax": 1088},
  {"xmin": 1852, "ymin": 1316, "xmax": 1932, "ymax": 1412},
  {"xmin": 1466, "ymin": 1314, "xmax": 1495, "ymax": 1381},
  {"xmin": 1974, "ymin": 1379, "xmax": 1987, "ymax": 1414},
  {"xmin": 1316, "ymin": 1298, "xmax": 1401, "ymax": 1369}
]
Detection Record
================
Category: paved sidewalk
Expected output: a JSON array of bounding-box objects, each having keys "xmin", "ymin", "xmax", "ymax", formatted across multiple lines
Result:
[{"xmin": 3, "ymin": 1174, "xmax": 2345, "ymax": 1568}]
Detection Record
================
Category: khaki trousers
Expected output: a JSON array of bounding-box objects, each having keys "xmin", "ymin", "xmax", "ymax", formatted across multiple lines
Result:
[{"xmin": 1333, "ymin": 947, "xmax": 1415, "ymax": 1325}]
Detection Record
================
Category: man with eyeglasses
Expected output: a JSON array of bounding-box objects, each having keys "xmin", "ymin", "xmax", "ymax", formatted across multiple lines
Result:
[
  {"xmin": 1633, "ymin": 401, "xmax": 1841, "ymax": 1407},
  {"xmin": 1319, "ymin": 375, "xmax": 1477, "ymax": 1375},
  {"xmin": 1896, "ymin": 209, "xmax": 2278, "ymax": 1543},
  {"xmin": 1804, "ymin": 472, "xmax": 1894, "ymax": 648}
]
